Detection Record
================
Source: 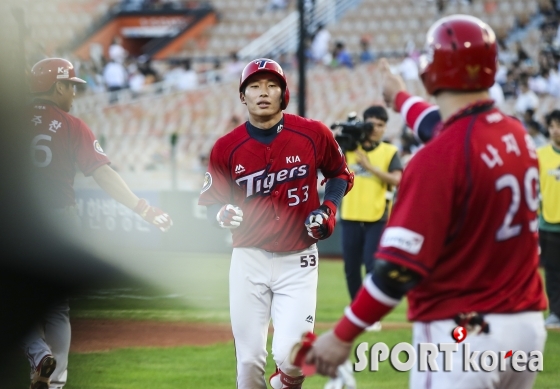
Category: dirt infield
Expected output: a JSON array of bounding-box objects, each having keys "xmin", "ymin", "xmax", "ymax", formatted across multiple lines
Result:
[
  {"xmin": 70, "ymin": 319, "xmax": 413, "ymax": 353},
  {"xmin": 70, "ymin": 319, "xmax": 234, "ymax": 353}
]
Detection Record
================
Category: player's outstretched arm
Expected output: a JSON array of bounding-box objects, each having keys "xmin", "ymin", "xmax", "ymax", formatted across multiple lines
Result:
[
  {"xmin": 378, "ymin": 58, "xmax": 440, "ymax": 143},
  {"xmin": 91, "ymin": 164, "xmax": 173, "ymax": 231}
]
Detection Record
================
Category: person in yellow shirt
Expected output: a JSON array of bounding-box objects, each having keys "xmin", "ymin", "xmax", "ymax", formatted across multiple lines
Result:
[
  {"xmin": 540, "ymin": 110, "xmax": 560, "ymax": 329},
  {"xmin": 339, "ymin": 106, "xmax": 402, "ymax": 318}
]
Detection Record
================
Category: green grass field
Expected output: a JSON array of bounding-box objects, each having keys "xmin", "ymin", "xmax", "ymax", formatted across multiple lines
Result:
[{"xmin": 15, "ymin": 251, "xmax": 560, "ymax": 388}]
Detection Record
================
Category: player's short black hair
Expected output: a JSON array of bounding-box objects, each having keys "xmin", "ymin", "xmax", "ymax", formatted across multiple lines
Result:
[
  {"xmin": 545, "ymin": 109, "xmax": 560, "ymax": 127},
  {"xmin": 363, "ymin": 106, "xmax": 388, "ymax": 123}
]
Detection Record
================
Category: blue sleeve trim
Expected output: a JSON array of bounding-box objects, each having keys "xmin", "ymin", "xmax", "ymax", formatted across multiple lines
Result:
[
  {"xmin": 324, "ymin": 178, "xmax": 347, "ymax": 209},
  {"xmin": 417, "ymin": 110, "xmax": 441, "ymax": 143}
]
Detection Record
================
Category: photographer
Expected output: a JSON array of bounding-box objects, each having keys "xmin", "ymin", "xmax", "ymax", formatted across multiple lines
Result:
[{"xmin": 335, "ymin": 106, "xmax": 402, "ymax": 326}]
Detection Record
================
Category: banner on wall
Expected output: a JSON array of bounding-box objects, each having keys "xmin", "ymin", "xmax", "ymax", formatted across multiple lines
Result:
[{"xmin": 75, "ymin": 189, "xmax": 162, "ymax": 249}]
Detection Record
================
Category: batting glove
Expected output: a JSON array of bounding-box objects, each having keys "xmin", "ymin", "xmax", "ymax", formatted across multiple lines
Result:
[
  {"xmin": 305, "ymin": 200, "xmax": 337, "ymax": 240},
  {"xmin": 216, "ymin": 204, "xmax": 244, "ymax": 229},
  {"xmin": 134, "ymin": 198, "xmax": 173, "ymax": 232}
]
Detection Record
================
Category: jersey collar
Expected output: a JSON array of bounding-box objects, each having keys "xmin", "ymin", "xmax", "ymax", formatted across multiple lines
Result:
[
  {"xmin": 443, "ymin": 100, "xmax": 495, "ymax": 128},
  {"xmin": 245, "ymin": 117, "xmax": 284, "ymax": 145}
]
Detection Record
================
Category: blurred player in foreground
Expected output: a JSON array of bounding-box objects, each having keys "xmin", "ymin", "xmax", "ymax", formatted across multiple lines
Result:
[
  {"xmin": 198, "ymin": 58, "xmax": 353, "ymax": 389},
  {"xmin": 304, "ymin": 15, "xmax": 547, "ymax": 389},
  {"xmin": 25, "ymin": 58, "xmax": 172, "ymax": 389}
]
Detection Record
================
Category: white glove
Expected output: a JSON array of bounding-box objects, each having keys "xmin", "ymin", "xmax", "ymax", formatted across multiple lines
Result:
[
  {"xmin": 216, "ymin": 204, "xmax": 243, "ymax": 229},
  {"xmin": 324, "ymin": 360, "xmax": 356, "ymax": 389}
]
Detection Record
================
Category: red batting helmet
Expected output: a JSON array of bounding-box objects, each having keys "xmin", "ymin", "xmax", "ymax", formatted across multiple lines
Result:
[
  {"xmin": 239, "ymin": 58, "xmax": 290, "ymax": 110},
  {"xmin": 29, "ymin": 58, "xmax": 86, "ymax": 94},
  {"xmin": 419, "ymin": 14, "xmax": 497, "ymax": 95}
]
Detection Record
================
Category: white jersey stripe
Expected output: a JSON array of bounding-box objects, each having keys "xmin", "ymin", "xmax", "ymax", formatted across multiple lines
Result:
[
  {"xmin": 344, "ymin": 306, "xmax": 369, "ymax": 328},
  {"xmin": 400, "ymin": 96, "xmax": 424, "ymax": 122}
]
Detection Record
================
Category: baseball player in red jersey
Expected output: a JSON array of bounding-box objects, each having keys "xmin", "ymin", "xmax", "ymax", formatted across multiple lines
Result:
[
  {"xmin": 24, "ymin": 58, "xmax": 172, "ymax": 389},
  {"xmin": 198, "ymin": 58, "xmax": 353, "ymax": 389},
  {"xmin": 304, "ymin": 15, "xmax": 548, "ymax": 389}
]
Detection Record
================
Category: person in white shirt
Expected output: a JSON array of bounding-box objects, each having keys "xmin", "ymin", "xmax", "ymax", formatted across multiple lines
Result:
[
  {"xmin": 176, "ymin": 59, "xmax": 199, "ymax": 91},
  {"xmin": 103, "ymin": 59, "xmax": 128, "ymax": 103},
  {"xmin": 108, "ymin": 36, "xmax": 127, "ymax": 64},
  {"xmin": 515, "ymin": 75, "xmax": 539, "ymax": 115},
  {"xmin": 311, "ymin": 24, "xmax": 331, "ymax": 65}
]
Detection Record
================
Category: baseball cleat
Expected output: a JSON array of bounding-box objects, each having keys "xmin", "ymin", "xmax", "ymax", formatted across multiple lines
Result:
[{"xmin": 30, "ymin": 354, "xmax": 56, "ymax": 389}]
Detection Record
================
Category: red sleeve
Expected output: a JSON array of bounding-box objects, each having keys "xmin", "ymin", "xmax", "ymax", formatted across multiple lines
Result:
[
  {"xmin": 72, "ymin": 118, "xmax": 110, "ymax": 176},
  {"xmin": 316, "ymin": 122, "xmax": 347, "ymax": 178},
  {"xmin": 375, "ymin": 144, "xmax": 455, "ymax": 276},
  {"xmin": 198, "ymin": 141, "xmax": 233, "ymax": 206}
]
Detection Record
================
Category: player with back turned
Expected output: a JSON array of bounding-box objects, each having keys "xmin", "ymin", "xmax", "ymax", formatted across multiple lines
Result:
[
  {"xmin": 25, "ymin": 58, "xmax": 172, "ymax": 389},
  {"xmin": 304, "ymin": 15, "xmax": 547, "ymax": 389},
  {"xmin": 198, "ymin": 58, "xmax": 353, "ymax": 389}
]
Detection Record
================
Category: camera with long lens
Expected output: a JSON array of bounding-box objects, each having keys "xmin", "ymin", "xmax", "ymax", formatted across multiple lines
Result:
[{"xmin": 330, "ymin": 112, "xmax": 373, "ymax": 152}]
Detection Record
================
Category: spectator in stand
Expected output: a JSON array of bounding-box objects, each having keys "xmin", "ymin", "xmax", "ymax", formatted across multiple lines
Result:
[
  {"xmin": 530, "ymin": 67, "xmax": 551, "ymax": 95},
  {"xmin": 108, "ymin": 36, "xmax": 128, "ymax": 64},
  {"xmin": 398, "ymin": 53, "xmax": 419, "ymax": 82},
  {"xmin": 527, "ymin": 119, "xmax": 549, "ymax": 148},
  {"xmin": 358, "ymin": 37, "xmax": 375, "ymax": 63},
  {"xmin": 205, "ymin": 59, "xmax": 222, "ymax": 84},
  {"xmin": 103, "ymin": 58, "xmax": 128, "ymax": 103},
  {"xmin": 489, "ymin": 82, "xmax": 505, "ymax": 108},
  {"xmin": 128, "ymin": 63, "xmax": 146, "ymax": 97},
  {"xmin": 176, "ymin": 59, "xmax": 199, "ymax": 91},
  {"xmin": 495, "ymin": 61, "xmax": 508, "ymax": 84},
  {"xmin": 225, "ymin": 52, "xmax": 245, "ymax": 81},
  {"xmin": 262, "ymin": 0, "xmax": 288, "ymax": 12},
  {"xmin": 138, "ymin": 57, "xmax": 160, "ymax": 84},
  {"xmin": 496, "ymin": 27, "xmax": 518, "ymax": 65},
  {"xmin": 163, "ymin": 60, "xmax": 182, "ymax": 88},
  {"xmin": 547, "ymin": 63, "xmax": 560, "ymax": 97},
  {"xmin": 331, "ymin": 41, "xmax": 353, "ymax": 68},
  {"xmin": 501, "ymin": 69, "xmax": 518, "ymax": 99},
  {"xmin": 515, "ymin": 41, "xmax": 532, "ymax": 66},
  {"xmin": 311, "ymin": 24, "xmax": 331, "ymax": 65},
  {"xmin": 515, "ymin": 73, "xmax": 539, "ymax": 115}
]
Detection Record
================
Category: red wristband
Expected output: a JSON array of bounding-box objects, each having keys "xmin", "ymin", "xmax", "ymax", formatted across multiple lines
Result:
[{"xmin": 334, "ymin": 284, "xmax": 395, "ymax": 342}]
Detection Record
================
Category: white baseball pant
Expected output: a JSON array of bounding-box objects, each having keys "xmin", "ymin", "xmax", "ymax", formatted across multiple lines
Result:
[
  {"xmin": 230, "ymin": 244, "xmax": 318, "ymax": 389},
  {"xmin": 410, "ymin": 311, "xmax": 546, "ymax": 389},
  {"xmin": 23, "ymin": 300, "xmax": 70, "ymax": 389}
]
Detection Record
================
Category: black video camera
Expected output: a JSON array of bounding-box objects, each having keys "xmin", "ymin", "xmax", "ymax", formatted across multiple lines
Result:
[{"xmin": 330, "ymin": 112, "xmax": 373, "ymax": 152}]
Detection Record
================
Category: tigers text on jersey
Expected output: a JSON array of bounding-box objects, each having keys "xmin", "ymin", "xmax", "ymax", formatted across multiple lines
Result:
[
  {"xmin": 377, "ymin": 106, "xmax": 547, "ymax": 321},
  {"xmin": 28, "ymin": 100, "xmax": 110, "ymax": 208},
  {"xmin": 199, "ymin": 113, "xmax": 348, "ymax": 252}
]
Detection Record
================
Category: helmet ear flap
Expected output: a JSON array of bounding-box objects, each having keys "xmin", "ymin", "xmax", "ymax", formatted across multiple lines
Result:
[{"xmin": 281, "ymin": 86, "xmax": 290, "ymax": 110}]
